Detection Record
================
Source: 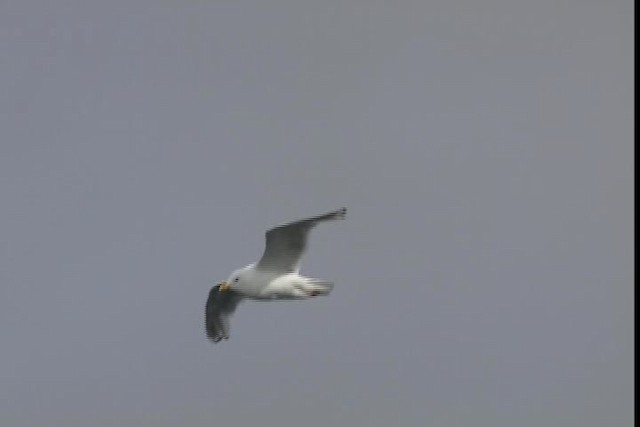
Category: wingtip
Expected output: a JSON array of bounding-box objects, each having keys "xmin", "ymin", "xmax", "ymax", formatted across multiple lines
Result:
[
  {"xmin": 208, "ymin": 335, "xmax": 229, "ymax": 343},
  {"xmin": 334, "ymin": 207, "xmax": 347, "ymax": 219}
]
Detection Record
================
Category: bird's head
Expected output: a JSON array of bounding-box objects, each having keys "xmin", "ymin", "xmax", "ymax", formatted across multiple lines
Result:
[{"xmin": 217, "ymin": 270, "xmax": 242, "ymax": 293}]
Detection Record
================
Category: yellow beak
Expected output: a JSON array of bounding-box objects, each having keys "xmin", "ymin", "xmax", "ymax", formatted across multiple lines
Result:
[{"xmin": 218, "ymin": 282, "xmax": 231, "ymax": 292}]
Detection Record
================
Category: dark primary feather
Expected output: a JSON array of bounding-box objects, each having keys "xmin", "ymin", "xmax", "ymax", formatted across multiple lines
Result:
[
  {"xmin": 256, "ymin": 207, "xmax": 347, "ymax": 272},
  {"xmin": 205, "ymin": 285, "xmax": 243, "ymax": 342}
]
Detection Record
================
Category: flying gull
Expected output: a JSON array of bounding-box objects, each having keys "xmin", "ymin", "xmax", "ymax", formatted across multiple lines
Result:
[{"xmin": 205, "ymin": 207, "xmax": 347, "ymax": 343}]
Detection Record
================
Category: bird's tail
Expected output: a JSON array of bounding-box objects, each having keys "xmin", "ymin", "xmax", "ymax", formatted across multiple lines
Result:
[{"xmin": 304, "ymin": 278, "xmax": 334, "ymax": 297}]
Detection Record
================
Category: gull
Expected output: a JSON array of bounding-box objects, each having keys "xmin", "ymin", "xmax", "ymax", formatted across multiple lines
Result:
[{"xmin": 205, "ymin": 207, "xmax": 347, "ymax": 343}]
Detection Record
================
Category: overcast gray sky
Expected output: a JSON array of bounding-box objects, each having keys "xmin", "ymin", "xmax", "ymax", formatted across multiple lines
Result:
[{"xmin": 0, "ymin": 1, "xmax": 633, "ymax": 426}]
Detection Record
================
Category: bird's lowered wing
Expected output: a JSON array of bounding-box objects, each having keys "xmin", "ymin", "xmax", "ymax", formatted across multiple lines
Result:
[{"xmin": 205, "ymin": 285, "xmax": 243, "ymax": 342}]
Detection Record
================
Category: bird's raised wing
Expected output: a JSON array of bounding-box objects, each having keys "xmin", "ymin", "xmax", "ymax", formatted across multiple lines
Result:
[
  {"xmin": 256, "ymin": 207, "xmax": 346, "ymax": 272},
  {"xmin": 205, "ymin": 285, "xmax": 243, "ymax": 343}
]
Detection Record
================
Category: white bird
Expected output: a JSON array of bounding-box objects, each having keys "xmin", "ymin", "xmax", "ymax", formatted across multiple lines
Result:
[{"xmin": 205, "ymin": 207, "xmax": 347, "ymax": 343}]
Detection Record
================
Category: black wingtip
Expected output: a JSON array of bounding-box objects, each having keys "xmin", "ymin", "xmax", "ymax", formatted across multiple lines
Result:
[{"xmin": 333, "ymin": 207, "xmax": 347, "ymax": 219}]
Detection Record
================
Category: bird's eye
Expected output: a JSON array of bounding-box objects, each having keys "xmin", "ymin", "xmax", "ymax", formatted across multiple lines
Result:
[{"xmin": 234, "ymin": 277, "xmax": 239, "ymax": 282}]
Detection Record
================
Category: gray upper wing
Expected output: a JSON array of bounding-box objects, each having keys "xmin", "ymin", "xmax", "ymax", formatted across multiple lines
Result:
[
  {"xmin": 205, "ymin": 285, "xmax": 243, "ymax": 343},
  {"xmin": 256, "ymin": 207, "xmax": 346, "ymax": 272}
]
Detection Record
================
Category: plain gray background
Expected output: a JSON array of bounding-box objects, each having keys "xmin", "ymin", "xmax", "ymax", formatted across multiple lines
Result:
[{"xmin": 0, "ymin": 1, "xmax": 633, "ymax": 426}]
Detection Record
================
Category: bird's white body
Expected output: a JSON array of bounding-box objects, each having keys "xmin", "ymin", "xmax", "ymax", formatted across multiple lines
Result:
[{"xmin": 229, "ymin": 264, "xmax": 334, "ymax": 300}]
